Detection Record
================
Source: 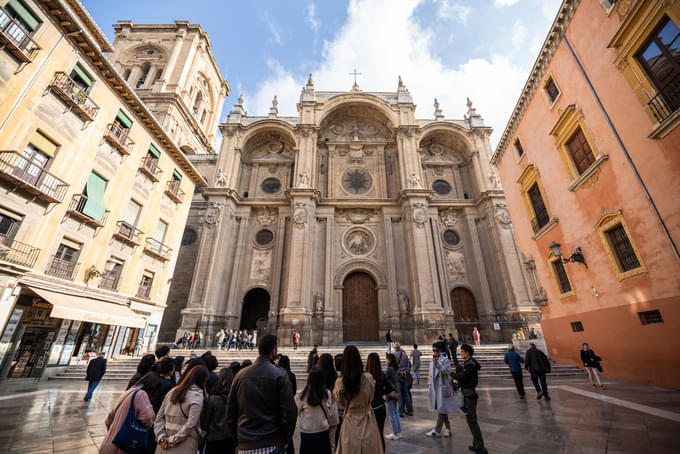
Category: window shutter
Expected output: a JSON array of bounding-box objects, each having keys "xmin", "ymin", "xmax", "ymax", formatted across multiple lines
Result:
[
  {"xmin": 60, "ymin": 238, "xmax": 82, "ymax": 250},
  {"xmin": 29, "ymin": 131, "xmax": 58, "ymax": 157},
  {"xmin": 172, "ymin": 169, "xmax": 182, "ymax": 181},
  {"xmin": 72, "ymin": 63, "xmax": 93, "ymax": 87},
  {"xmin": 7, "ymin": 0, "xmax": 40, "ymax": 31},
  {"xmin": 154, "ymin": 221, "xmax": 168, "ymax": 242},
  {"xmin": 82, "ymin": 172, "xmax": 107, "ymax": 220},
  {"xmin": 115, "ymin": 110, "xmax": 133, "ymax": 129},
  {"xmin": 123, "ymin": 200, "xmax": 141, "ymax": 226},
  {"xmin": 148, "ymin": 144, "xmax": 160, "ymax": 159}
]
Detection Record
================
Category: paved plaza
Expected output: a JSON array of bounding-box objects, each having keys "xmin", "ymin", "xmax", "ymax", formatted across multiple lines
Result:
[{"xmin": 0, "ymin": 375, "xmax": 679, "ymax": 454}]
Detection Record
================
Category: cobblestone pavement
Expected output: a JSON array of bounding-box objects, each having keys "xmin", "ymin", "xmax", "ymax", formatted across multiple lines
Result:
[{"xmin": 0, "ymin": 376, "xmax": 679, "ymax": 453}]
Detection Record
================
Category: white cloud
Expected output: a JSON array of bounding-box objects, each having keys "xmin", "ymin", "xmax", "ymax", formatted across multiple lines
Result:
[
  {"xmin": 305, "ymin": 3, "xmax": 320, "ymax": 32},
  {"xmin": 494, "ymin": 0, "xmax": 520, "ymax": 7},
  {"xmin": 511, "ymin": 20, "xmax": 527, "ymax": 49},
  {"xmin": 435, "ymin": 0, "xmax": 472, "ymax": 24},
  {"xmin": 541, "ymin": 0, "xmax": 562, "ymax": 21},
  {"xmin": 247, "ymin": 0, "xmax": 542, "ymax": 147},
  {"xmin": 264, "ymin": 12, "xmax": 282, "ymax": 45}
]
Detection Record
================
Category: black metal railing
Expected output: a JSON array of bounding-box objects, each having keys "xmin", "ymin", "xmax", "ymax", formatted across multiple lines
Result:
[
  {"xmin": 66, "ymin": 194, "xmax": 109, "ymax": 227},
  {"xmin": 113, "ymin": 221, "xmax": 143, "ymax": 245},
  {"xmin": 136, "ymin": 283, "xmax": 152, "ymax": 299},
  {"xmin": 0, "ymin": 233, "xmax": 40, "ymax": 268},
  {"xmin": 0, "ymin": 150, "xmax": 69, "ymax": 203},
  {"xmin": 0, "ymin": 7, "xmax": 40, "ymax": 62},
  {"xmin": 98, "ymin": 272, "xmax": 121, "ymax": 291},
  {"xmin": 648, "ymin": 73, "xmax": 680, "ymax": 123},
  {"xmin": 46, "ymin": 255, "xmax": 80, "ymax": 280},
  {"xmin": 530, "ymin": 211, "xmax": 550, "ymax": 234},
  {"xmin": 144, "ymin": 237, "xmax": 171, "ymax": 261},
  {"xmin": 104, "ymin": 123, "xmax": 134, "ymax": 155},
  {"xmin": 165, "ymin": 179, "xmax": 185, "ymax": 203},
  {"xmin": 49, "ymin": 72, "xmax": 99, "ymax": 121}
]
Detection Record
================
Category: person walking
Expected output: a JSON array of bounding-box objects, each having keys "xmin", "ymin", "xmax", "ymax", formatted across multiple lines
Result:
[
  {"xmin": 426, "ymin": 341, "xmax": 456, "ymax": 438},
  {"xmin": 154, "ymin": 365, "xmax": 209, "ymax": 454},
  {"xmin": 84, "ymin": 351, "xmax": 106, "ymax": 402},
  {"xmin": 307, "ymin": 345, "xmax": 320, "ymax": 373},
  {"xmin": 383, "ymin": 353, "xmax": 402, "ymax": 441},
  {"xmin": 297, "ymin": 366, "xmax": 339, "ymax": 454},
  {"xmin": 216, "ymin": 330, "xmax": 225, "ymax": 349},
  {"xmin": 100, "ymin": 372, "xmax": 160, "ymax": 454},
  {"xmin": 504, "ymin": 345, "xmax": 525, "ymax": 399},
  {"xmin": 410, "ymin": 344, "xmax": 422, "ymax": 385},
  {"xmin": 525, "ymin": 342, "xmax": 551, "ymax": 400},
  {"xmin": 385, "ymin": 329, "xmax": 393, "ymax": 354},
  {"xmin": 447, "ymin": 334, "xmax": 459, "ymax": 366},
  {"xmin": 202, "ymin": 367, "xmax": 236, "ymax": 454},
  {"xmin": 293, "ymin": 330, "xmax": 300, "ymax": 350},
  {"xmin": 580, "ymin": 343, "xmax": 606, "ymax": 390},
  {"xmin": 453, "ymin": 344, "xmax": 488, "ymax": 454},
  {"xmin": 227, "ymin": 335, "xmax": 297, "ymax": 454},
  {"xmin": 366, "ymin": 352, "xmax": 388, "ymax": 450},
  {"xmin": 472, "ymin": 327, "xmax": 481, "ymax": 346},
  {"xmin": 393, "ymin": 343, "xmax": 413, "ymax": 417},
  {"xmin": 333, "ymin": 345, "xmax": 384, "ymax": 453}
]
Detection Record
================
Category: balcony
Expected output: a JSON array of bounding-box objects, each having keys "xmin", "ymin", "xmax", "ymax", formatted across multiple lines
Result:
[
  {"xmin": 112, "ymin": 221, "xmax": 143, "ymax": 246},
  {"xmin": 0, "ymin": 234, "xmax": 40, "ymax": 268},
  {"xmin": 49, "ymin": 72, "xmax": 99, "ymax": 121},
  {"xmin": 98, "ymin": 272, "xmax": 120, "ymax": 291},
  {"xmin": 139, "ymin": 156, "xmax": 161, "ymax": 182},
  {"xmin": 136, "ymin": 282, "xmax": 152, "ymax": 299},
  {"xmin": 103, "ymin": 123, "xmax": 134, "ymax": 155},
  {"xmin": 164, "ymin": 180, "xmax": 185, "ymax": 203},
  {"xmin": 530, "ymin": 211, "xmax": 550, "ymax": 234},
  {"xmin": 45, "ymin": 255, "xmax": 80, "ymax": 280},
  {"xmin": 648, "ymin": 73, "xmax": 680, "ymax": 124},
  {"xmin": 65, "ymin": 194, "xmax": 109, "ymax": 228},
  {"xmin": 143, "ymin": 237, "xmax": 172, "ymax": 262},
  {"xmin": 0, "ymin": 7, "xmax": 40, "ymax": 63},
  {"xmin": 0, "ymin": 150, "xmax": 69, "ymax": 203}
]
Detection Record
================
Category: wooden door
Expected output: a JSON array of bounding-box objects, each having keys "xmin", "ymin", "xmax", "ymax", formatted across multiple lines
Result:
[
  {"xmin": 450, "ymin": 287, "xmax": 478, "ymax": 342},
  {"xmin": 343, "ymin": 272, "xmax": 378, "ymax": 341}
]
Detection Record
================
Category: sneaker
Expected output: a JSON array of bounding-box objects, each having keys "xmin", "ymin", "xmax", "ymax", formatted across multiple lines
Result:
[
  {"xmin": 395, "ymin": 434, "xmax": 403, "ymax": 440},
  {"xmin": 426, "ymin": 430, "xmax": 441, "ymax": 438},
  {"xmin": 536, "ymin": 392, "xmax": 544, "ymax": 400},
  {"xmin": 442, "ymin": 429, "xmax": 451, "ymax": 438},
  {"xmin": 386, "ymin": 433, "xmax": 398, "ymax": 440},
  {"xmin": 406, "ymin": 412, "xmax": 414, "ymax": 416},
  {"xmin": 520, "ymin": 394, "xmax": 525, "ymax": 399}
]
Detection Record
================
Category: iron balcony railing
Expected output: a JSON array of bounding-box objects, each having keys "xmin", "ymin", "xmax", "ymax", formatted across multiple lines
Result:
[
  {"xmin": 98, "ymin": 272, "xmax": 121, "ymax": 291},
  {"xmin": 49, "ymin": 72, "xmax": 99, "ymax": 121},
  {"xmin": 103, "ymin": 123, "xmax": 134, "ymax": 155},
  {"xmin": 139, "ymin": 156, "xmax": 161, "ymax": 181},
  {"xmin": 0, "ymin": 150, "xmax": 69, "ymax": 203},
  {"xmin": 66, "ymin": 194, "xmax": 109, "ymax": 227},
  {"xmin": 648, "ymin": 73, "xmax": 680, "ymax": 123},
  {"xmin": 530, "ymin": 211, "xmax": 550, "ymax": 234},
  {"xmin": 0, "ymin": 7, "xmax": 40, "ymax": 62},
  {"xmin": 46, "ymin": 255, "xmax": 80, "ymax": 280},
  {"xmin": 136, "ymin": 282, "xmax": 152, "ymax": 299},
  {"xmin": 0, "ymin": 233, "xmax": 40, "ymax": 268},
  {"xmin": 165, "ymin": 179, "xmax": 185, "ymax": 203},
  {"xmin": 113, "ymin": 221, "xmax": 143, "ymax": 245},
  {"xmin": 143, "ymin": 237, "xmax": 172, "ymax": 261}
]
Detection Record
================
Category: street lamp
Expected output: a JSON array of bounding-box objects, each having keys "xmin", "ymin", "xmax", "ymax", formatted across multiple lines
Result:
[{"xmin": 549, "ymin": 241, "xmax": 587, "ymax": 268}]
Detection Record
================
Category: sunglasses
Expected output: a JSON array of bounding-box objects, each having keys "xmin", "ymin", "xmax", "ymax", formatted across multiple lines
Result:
[{"xmin": 432, "ymin": 349, "xmax": 440, "ymax": 352}]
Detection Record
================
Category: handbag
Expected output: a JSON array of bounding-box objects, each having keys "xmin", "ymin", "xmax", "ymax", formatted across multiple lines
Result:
[
  {"xmin": 454, "ymin": 388, "xmax": 465, "ymax": 409},
  {"xmin": 383, "ymin": 378, "xmax": 399, "ymax": 401},
  {"xmin": 112, "ymin": 389, "xmax": 149, "ymax": 454},
  {"xmin": 180, "ymin": 401, "xmax": 205, "ymax": 454}
]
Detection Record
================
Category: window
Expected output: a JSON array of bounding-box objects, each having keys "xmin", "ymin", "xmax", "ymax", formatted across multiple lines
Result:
[
  {"xmin": 517, "ymin": 165, "xmax": 556, "ymax": 240},
  {"xmin": 99, "ymin": 257, "xmax": 123, "ymax": 290},
  {"xmin": 4, "ymin": 0, "xmax": 41, "ymax": 33},
  {"xmin": 172, "ymin": 169, "xmax": 182, "ymax": 182},
  {"xmin": 570, "ymin": 321, "xmax": 584, "ymax": 332},
  {"xmin": 114, "ymin": 110, "xmax": 133, "ymax": 131},
  {"xmin": 69, "ymin": 63, "xmax": 94, "ymax": 93},
  {"xmin": 193, "ymin": 91, "xmax": 203, "ymax": 114},
  {"xmin": 514, "ymin": 138, "xmax": 525, "ymax": 159},
  {"xmin": 255, "ymin": 229, "xmax": 274, "ymax": 246},
  {"xmin": 261, "ymin": 178, "xmax": 281, "ymax": 194},
  {"xmin": 605, "ymin": 224, "xmax": 641, "ymax": 272},
  {"xmin": 154, "ymin": 220, "xmax": 168, "ymax": 243},
  {"xmin": 147, "ymin": 144, "xmax": 160, "ymax": 161},
  {"xmin": 47, "ymin": 239, "xmax": 81, "ymax": 279},
  {"xmin": 566, "ymin": 127, "xmax": 596, "ymax": 175},
  {"xmin": 432, "ymin": 180, "xmax": 452, "ymax": 195},
  {"xmin": 200, "ymin": 109, "xmax": 207, "ymax": 125},
  {"xmin": 552, "ymin": 259, "xmax": 572, "ymax": 294},
  {"xmin": 82, "ymin": 172, "xmax": 107, "ymax": 220},
  {"xmin": 544, "ymin": 76, "xmax": 561, "ymax": 105},
  {"xmin": 181, "ymin": 228, "xmax": 197, "ymax": 246},
  {"xmin": 638, "ymin": 310, "xmax": 663, "ymax": 325},
  {"xmin": 528, "ymin": 183, "xmax": 549, "ymax": 232},
  {"xmin": 123, "ymin": 69, "xmax": 131, "ymax": 81},
  {"xmin": 0, "ymin": 208, "xmax": 22, "ymax": 244},
  {"xmin": 137, "ymin": 271, "xmax": 154, "ymax": 298},
  {"xmin": 123, "ymin": 199, "xmax": 141, "ymax": 227},
  {"xmin": 442, "ymin": 230, "xmax": 460, "ymax": 246}
]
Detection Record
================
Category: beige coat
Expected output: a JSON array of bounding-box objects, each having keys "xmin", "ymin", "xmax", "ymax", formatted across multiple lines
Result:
[
  {"xmin": 333, "ymin": 373, "xmax": 384, "ymax": 454},
  {"xmin": 154, "ymin": 384, "xmax": 205, "ymax": 454},
  {"xmin": 100, "ymin": 387, "xmax": 155, "ymax": 454},
  {"xmin": 295, "ymin": 389, "xmax": 339, "ymax": 434}
]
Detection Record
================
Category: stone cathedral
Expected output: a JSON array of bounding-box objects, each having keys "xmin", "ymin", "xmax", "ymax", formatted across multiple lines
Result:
[{"xmin": 160, "ymin": 76, "xmax": 541, "ymax": 345}]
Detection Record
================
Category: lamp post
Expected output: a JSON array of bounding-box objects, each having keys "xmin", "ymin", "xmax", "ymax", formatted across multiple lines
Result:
[{"xmin": 549, "ymin": 241, "xmax": 588, "ymax": 268}]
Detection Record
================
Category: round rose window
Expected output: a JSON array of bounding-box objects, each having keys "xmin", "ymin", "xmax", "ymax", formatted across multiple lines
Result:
[
  {"xmin": 443, "ymin": 230, "xmax": 460, "ymax": 246},
  {"xmin": 255, "ymin": 229, "xmax": 274, "ymax": 246}
]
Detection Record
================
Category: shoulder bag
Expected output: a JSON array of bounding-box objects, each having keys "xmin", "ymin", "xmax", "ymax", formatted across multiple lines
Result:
[
  {"xmin": 112, "ymin": 389, "xmax": 149, "ymax": 454},
  {"xmin": 180, "ymin": 401, "xmax": 205, "ymax": 454}
]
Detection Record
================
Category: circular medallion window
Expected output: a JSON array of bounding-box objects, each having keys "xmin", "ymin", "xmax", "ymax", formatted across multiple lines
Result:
[
  {"xmin": 442, "ymin": 230, "xmax": 460, "ymax": 246},
  {"xmin": 261, "ymin": 178, "xmax": 281, "ymax": 194},
  {"xmin": 432, "ymin": 179, "xmax": 452, "ymax": 195},
  {"xmin": 255, "ymin": 229, "xmax": 274, "ymax": 246},
  {"xmin": 343, "ymin": 227, "xmax": 375, "ymax": 256},
  {"xmin": 341, "ymin": 168, "xmax": 372, "ymax": 195}
]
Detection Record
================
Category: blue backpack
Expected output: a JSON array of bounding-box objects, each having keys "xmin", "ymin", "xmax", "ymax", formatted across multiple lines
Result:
[{"xmin": 112, "ymin": 389, "xmax": 149, "ymax": 453}]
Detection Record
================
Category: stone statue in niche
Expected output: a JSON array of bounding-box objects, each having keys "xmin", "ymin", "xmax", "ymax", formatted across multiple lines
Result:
[
  {"xmin": 298, "ymin": 169, "xmax": 310, "ymax": 188},
  {"xmin": 214, "ymin": 168, "xmax": 227, "ymax": 188},
  {"xmin": 397, "ymin": 290, "xmax": 411, "ymax": 314},
  {"xmin": 345, "ymin": 229, "xmax": 372, "ymax": 255},
  {"xmin": 407, "ymin": 172, "xmax": 422, "ymax": 188},
  {"xmin": 313, "ymin": 293, "xmax": 324, "ymax": 318},
  {"xmin": 445, "ymin": 250, "xmax": 466, "ymax": 279},
  {"xmin": 489, "ymin": 171, "xmax": 501, "ymax": 189}
]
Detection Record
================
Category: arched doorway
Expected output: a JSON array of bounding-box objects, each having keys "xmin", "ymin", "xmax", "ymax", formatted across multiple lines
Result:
[
  {"xmin": 343, "ymin": 272, "xmax": 379, "ymax": 341},
  {"xmin": 450, "ymin": 287, "xmax": 479, "ymax": 342},
  {"xmin": 240, "ymin": 288, "xmax": 270, "ymax": 331}
]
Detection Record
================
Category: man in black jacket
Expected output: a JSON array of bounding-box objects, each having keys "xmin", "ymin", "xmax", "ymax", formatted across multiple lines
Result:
[
  {"xmin": 525, "ymin": 342, "xmax": 551, "ymax": 400},
  {"xmin": 453, "ymin": 344, "xmax": 487, "ymax": 454},
  {"xmin": 447, "ymin": 333, "xmax": 459, "ymax": 365},
  {"xmin": 84, "ymin": 352, "xmax": 106, "ymax": 401},
  {"xmin": 227, "ymin": 334, "xmax": 297, "ymax": 453}
]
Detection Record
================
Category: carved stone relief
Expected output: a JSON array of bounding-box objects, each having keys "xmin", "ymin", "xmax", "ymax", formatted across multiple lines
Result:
[
  {"xmin": 292, "ymin": 202, "xmax": 308, "ymax": 229},
  {"xmin": 249, "ymin": 249, "xmax": 272, "ymax": 283},
  {"xmin": 204, "ymin": 202, "xmax": 222, "ymax": 227},
  {"xmin": 445, "ymin": 250, "xmax": 466, "ymax": 279},
  {"xmin": 398, "ymin": 290, "xmax": 411, "ymax": 314},
  {"xmin": 214, "ymin": 168, "xmax": 227, "ymax": 187},
  {"xmin": 313, "ymin": 293, "xmax": 324, "ymax": 318},
  {"xmin": 255, "ymin": 206, "xmax": 277, "ymax": 225},
  {"xmin": 494, "ymin": 204, "xmax": 512, "ymax": 228},
  {"xmin": 337, "ymin": 208, "xmax": 375, "ymax": 224},
  {"xmin": 440, "ymin": 207, "xmax": 461, "ymax": 227},
  {"xmin": 412, "ymin": 202, "xmax": 428, "ymax": 228},
  {"xmin": 407, "ymin": 172, "xmax": 422, "ymax": 188},
  {"xmin": 324, "ymin": 118, "xmax": 390, "ymax": 142},
  {"xmin": 343, "ymin": 227, "xmax": 375, "ymax": 256}
]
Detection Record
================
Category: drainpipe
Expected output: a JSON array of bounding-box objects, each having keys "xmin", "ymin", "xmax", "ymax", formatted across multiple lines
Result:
[
  {"xmin": 563, "ymin": 35, "xmax": 680, "ymax": 263},
  {"xmin": 0, "ymin": 29, "xmax": 83, "ymax": 136}
]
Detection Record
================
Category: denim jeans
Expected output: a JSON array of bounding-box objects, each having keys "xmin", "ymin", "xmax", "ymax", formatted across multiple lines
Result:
[
  {"xmin": 84, "ymin": 379, "xmax": 100, "ymax": 400},
  {"xmin": 386, "ymin": 342, "xmax": 392, "ymax": 354},
  {"xmin": 398, "ymin": 374, "xmax": 413, "ymax": 414},
  {"xmin": 530, "ymin": 370, "xmax": 548, "ymax": 396},
  {"xmin": 386, "ymin": 399, "xmax": 401, "ymax": 434},
  {"xmin": 412, "ymin": 366, "xmax": 420, "ymax": 383}
]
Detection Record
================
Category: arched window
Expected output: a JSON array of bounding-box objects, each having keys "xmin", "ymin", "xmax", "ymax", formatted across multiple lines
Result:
[
  {"xmin": 193, "ymin": 91, "xmax": 203, "ymax": 114},
  {"xmin": 136, "ymin": 62, "xmax": 151, "ymax": 88},
  {"xmin": 200, "ymin": 109, "xmax": 207, "ymax": 125}
]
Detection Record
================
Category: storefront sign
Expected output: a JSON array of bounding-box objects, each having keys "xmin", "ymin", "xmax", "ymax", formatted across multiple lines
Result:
[
  {"xmin": 49, "ymin": 320, "xmax": 71, "ymax": 365},
  {"xmin": 59, "ymin": 320, "xmax": 81, "ymax": 366},
  {"xmin": 0, "ymin": 308, "xmax": 23, "ymax": 367}
]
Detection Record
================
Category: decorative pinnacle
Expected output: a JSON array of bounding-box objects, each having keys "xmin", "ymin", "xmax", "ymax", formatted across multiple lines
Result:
[
  {"xmin": 434, "ymin": 97, "xmax": 443, "ymax": 120},
  {"xmin": 398, "ymin": 75, "xmax": 404, "ymax": 89},
  {"xmin": 237, "ymin": 93, "xmax": 244, "ymax": 105},
  {"xmin": 306, "ymin": 73, "xmax": 314, "ymax": 88},
  {"xmin": 269, "ymin": 95, "xmax": 279, "ymax": 117}
]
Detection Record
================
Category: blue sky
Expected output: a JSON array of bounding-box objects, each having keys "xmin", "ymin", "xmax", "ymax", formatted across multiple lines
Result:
[{"xmin": 82, "ymin": 0, "xmax": 562, "ymax": 146}]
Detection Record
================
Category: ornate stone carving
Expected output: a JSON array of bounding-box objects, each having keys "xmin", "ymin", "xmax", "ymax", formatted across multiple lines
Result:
[
  {"xmin": 524, "ymin": 256, "xmax": 547, "ymax": 303},
  {"xmin": 313, "ymin": 293, "xmax": 324, "ymax": 318},
  {"xmin": 292, "ymin": 202, "xmax": 308, "ymax": 229},
  {"xmin": 341, "ymin": 168, "xmax": 372, "ymax": 195},
  {"xmin": 325, "ymin": 118, "xmax": 389, "ymax": 142},
  {"xmin": 445, "ymin": 250, "xmax": 466, "ymax": 279},
  {"xmin": 489, "ymin": 171, "xmax": 501, "ymax": 189},
  {"xmin": 398, "ymin": 290, "xmax": 411, "ymax": 315},
  {"xmin": 338, "ymin": 208, "xmax": 374, "ymax": 224},
  {"xmin": 433, "ymin": 167, "xmax": 445, "ymax": 177},
  {"xmin": 249, "ymin": 249, "xmax": 271, "ymax": 283},
  {"xmin": 344, "ymin": 228, "xmax": 374, "ymax": 255},
  {"xmin": 407, "ymin": 172, "xmax": 422, "ymax": 188},
  {"xmin": 494, "ymin": 203, "xmax": 512, "ymax": 228},
  {"xmin": 255, "ymin": 206, "xmax": 277, "ymax": 225},
  {"xmin": 268, "ymin": 164, "xmax": 278, "ymax": 174},
  {"xmin": 204, "ymin": 202, "xmax": 222, "ymax": 227},
  {"xmin": 440, "ymin": 207, "xmax": 460, "ymax": 227},
  {"xmin": 298, "ymin": 169, "xmax": 310, "ymax": 188},
  {"xmin": 214, "ymin": 168, "xmax": 227, "ymax": 187},
  {"xmin": 412, "ymin": 202, "xmax": 428, "ymax": 228}
]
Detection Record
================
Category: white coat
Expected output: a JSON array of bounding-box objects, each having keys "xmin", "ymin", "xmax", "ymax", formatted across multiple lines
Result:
[{"xmin": 428, "ymin": 354, "xmax": 457, "ymax": 414}]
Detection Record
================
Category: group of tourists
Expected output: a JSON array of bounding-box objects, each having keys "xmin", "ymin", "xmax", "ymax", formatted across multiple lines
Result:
[
  {"xmin": 174, "ymin": 332, "xmax": 203, "ymax": 349},
  {"xmin": 215, "ymin": 329, "xmax": 258, "ymax": 351}
]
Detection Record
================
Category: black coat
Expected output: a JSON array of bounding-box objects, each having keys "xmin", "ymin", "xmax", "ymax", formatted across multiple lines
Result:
[
  {"xmin": 580, "ymin": 349, "xmax": 602, "ymax": 368},
  {"xmin": 85, "ymin": 357, "xmax": 106, "ymax": 382},
  {"xmin": 453, "ymin": 358, "xmax": 481, "ymax": 396},
  {"xmin": 203, "ymin": 393, "xmax": 232, "ymax": 442},
  {"xmin": 525, "ymin": 347, "xmax": 551, "ymax": 373}
]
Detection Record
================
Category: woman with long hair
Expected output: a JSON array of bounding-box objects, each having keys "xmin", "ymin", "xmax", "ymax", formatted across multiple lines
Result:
[
  {"xmin": 172, "ymin": 356, "xmax": 184, "ymax": 385},
  {"xmin": 366, "ymin": 352, "xmax": 388, "ymax": 449},
  {"xmin": 333, "ymin": 346, "xmax": 384, "ymax": 454},
  {"xmin": 100, "ymin": 372, "xmax": 160, "ymax": 454},
  {"xmin": 384, "ymin": 353, "xmax": 402, "ymax": 440},
  {"xmin": 296, "ymin": 366, "xmax": 339, "ymax": 454},
  {"xmin": 126, "ymin": 354, "xmax": 156, "ymax": 390},
  {"xmin": 202, "ymin": 368, "xmax": 235, "ymax": 454},
  {"xmin": 318, "ymin": 353, "xmax": 337, "ymax": 393},
  {"xmin": 426, "ymin": 341, "xmax": 456, "ymax": 438},
  {"xmin": 278, "ymin": 355, "xmax": 297, "ymax": 395},
  {"xmin": 154, "ymin": 365, "xmax": 209, "ymax": 453}
]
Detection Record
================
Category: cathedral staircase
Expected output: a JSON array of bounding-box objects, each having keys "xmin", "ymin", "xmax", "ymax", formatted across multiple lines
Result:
[{"xmin": 49, "ymin": 343, "xmax": 584, "ymax": 383}]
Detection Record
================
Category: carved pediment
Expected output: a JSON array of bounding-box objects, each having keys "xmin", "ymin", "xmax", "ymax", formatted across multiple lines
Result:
[
  {"xmin": 321, "ymin": 118, "xmax": 392, "ymax": 143},
  {"xmin": 337, "ymin": 208, "xmax": 376, "ymax": 224}
]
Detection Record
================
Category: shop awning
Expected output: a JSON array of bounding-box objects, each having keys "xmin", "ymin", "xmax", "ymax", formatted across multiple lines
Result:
[{"xmin": 28, "ymin": 287, "xmax": 146, "ymax": 328}]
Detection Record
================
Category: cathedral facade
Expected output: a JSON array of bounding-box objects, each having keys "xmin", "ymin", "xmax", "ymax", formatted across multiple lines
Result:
[{"xmin": 160, "ymin": 77, "xmax": 541, "ymax": 345}]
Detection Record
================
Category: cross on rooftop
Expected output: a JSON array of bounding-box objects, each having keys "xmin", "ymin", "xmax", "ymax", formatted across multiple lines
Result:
[{"xmin": 348, "ymin": 69, "xmax": 362, "ymax": 85}]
